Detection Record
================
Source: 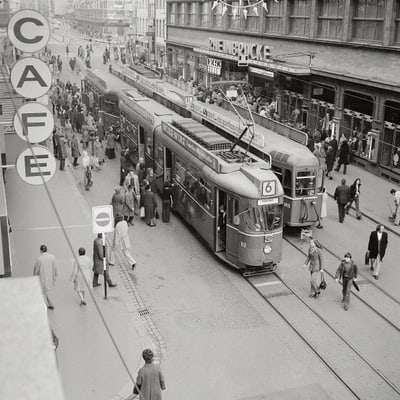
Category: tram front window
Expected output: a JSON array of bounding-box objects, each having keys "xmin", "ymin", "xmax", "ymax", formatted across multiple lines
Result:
[
  {"xmin": 244, "ymin": 204, "xmax": 282, "ymax": 232},
  {"xmin": 295, "ymin": 171, "xmax": 316, "ymax": 196}
]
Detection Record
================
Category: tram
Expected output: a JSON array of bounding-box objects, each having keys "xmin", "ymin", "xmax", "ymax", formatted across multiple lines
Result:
[
  {"xmin": 118, "ymin": 90, "xmax": 284, "ymax": 271},
  {"xmin": 108, "ymin": 68, "xmax": 324, "ymax": 227}
]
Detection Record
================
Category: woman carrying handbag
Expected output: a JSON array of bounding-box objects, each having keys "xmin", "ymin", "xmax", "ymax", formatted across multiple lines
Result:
[{"xmin": 303, "ymin": 237, "xmax": 324, "ymax": 298}]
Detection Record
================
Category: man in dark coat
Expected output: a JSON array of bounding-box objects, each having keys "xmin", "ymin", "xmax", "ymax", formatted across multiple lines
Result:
[
  {"xmin": 367, "ymin": 224, "xmax": 388, "ymax": 280},
  {"xmin": 335, "ymin": 252, "xmax": 358, "ymax": 311},
  {"xmin": 71, "ymin": 134, "xmax": 80, "ymax": 167},
  {"xmin": 92, "ymin": 233, "xmax": 117, "ymax": 288},
  {"xmin": 335, "ymin": 138, "xmax": 350, "ymax": 174},
  {"xmin": 333, "ymin": 178, "xmax": 350, "ymax": 223}
]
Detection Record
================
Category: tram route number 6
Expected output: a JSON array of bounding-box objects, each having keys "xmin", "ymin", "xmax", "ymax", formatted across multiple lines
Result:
[{"xmin": 262, "ymin": 181, "xmax": 276, "ymax": 196}]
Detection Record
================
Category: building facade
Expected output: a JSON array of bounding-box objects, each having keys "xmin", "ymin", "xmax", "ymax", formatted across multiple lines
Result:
[{"xmin": 166, "ymin": 0, "xmax": 400, "ymax": 183}]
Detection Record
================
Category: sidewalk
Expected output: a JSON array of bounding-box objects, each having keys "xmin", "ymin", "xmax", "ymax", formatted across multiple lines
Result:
[{"xmin": 324, "ymin": 162, "xmax": 400, "ymax": 235}]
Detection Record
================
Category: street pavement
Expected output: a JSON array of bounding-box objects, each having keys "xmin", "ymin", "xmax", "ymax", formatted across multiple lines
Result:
[{"xmin": 4, "ymin": 24, "xmax": 400, "ymax": 400}]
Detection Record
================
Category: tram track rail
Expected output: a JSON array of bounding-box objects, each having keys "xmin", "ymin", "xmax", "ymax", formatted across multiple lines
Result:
[
  {"xmin": 284, "ymin": 235, "xmax": 400, "ymax": 333},
  {"xmin": 243, "ymin": 268, "xmax": 400, "ymax": 399}
]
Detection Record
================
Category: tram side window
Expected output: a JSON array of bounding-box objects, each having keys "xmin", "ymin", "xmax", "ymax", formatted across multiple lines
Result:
[
  {"xmin": 174, "ymin": 157, "xmax": 212, "ymax": 210},
  {"xmin": 227, "ymin": 197, "xmax": 239, "ymax": 224},
  {"xmin": 145, "ymin": 129, "xmax": 153, "ymax": 157},
  {"xmin": 295, "ymin": 171, "xmax": 316, "ymax": 196},
  {"xmin": 283, "ymin": 170, "xmax": 292, "ymax": 196},
  {"xmin": 244, "ymin": 205, "xmax": 282, "ymax": 232}
]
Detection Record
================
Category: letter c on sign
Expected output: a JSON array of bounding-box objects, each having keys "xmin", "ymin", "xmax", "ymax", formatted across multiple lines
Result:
[
  {"xmin": 14, "ymin": 17, "xmax": 44, "ymax": 44},
  {"xmin": 7, "ymin": 10, "xmax": 50, "ymax": 53}
]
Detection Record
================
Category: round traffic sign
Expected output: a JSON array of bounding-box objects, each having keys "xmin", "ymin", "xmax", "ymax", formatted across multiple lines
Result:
[
  {"xmin": 14, "ymin": 102, "xmax": 54, "ymax": 143},
  {"xmin": 7, "ymin": 10, "xmax": 50, "ymax": 53},
  {"xmin": 16, "ymin": 145, "xmax": 56, "ymax": 185},
  {"xmin": 11, "ymin": 57, "xmax": 52, "ymax": 98},
  {"xmin": 96, "ymin": 212, "xmax": 111, "ymax": 227}
]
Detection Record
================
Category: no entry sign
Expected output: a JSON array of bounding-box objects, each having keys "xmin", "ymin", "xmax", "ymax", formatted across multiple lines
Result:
[{"xmin": 92, "ymin": 205, "xmax": 114, "ymax": 234}]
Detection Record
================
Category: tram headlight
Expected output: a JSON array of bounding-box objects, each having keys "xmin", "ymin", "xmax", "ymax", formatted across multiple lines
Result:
[{"xmin": 263, "ymin": 244, "xmax": 272, "ymax": 254}]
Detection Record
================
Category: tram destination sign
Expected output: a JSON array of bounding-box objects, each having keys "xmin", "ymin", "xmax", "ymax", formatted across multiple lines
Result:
[{"xmin": 162, "ymin": 121, "xmax": 219, "ymax": 172}]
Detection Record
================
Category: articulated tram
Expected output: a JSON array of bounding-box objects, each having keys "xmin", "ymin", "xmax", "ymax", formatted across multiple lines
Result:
[{"xmin": 118, "ymin": 90, "xmax": 284, "ymax": 271}]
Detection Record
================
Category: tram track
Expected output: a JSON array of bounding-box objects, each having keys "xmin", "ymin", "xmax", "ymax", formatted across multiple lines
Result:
[
  {"xmin": 284, "ymin": 236, "xmax": 400, "ymax": 333},
  {"xmin": 243, "ymin": 269, "xmax": 400, "ymax": 399}
]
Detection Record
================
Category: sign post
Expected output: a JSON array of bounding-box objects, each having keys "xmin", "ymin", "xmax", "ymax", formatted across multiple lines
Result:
[{"xmin": 92, "ymin": 205, "xmax": 114, "ymax": 299}]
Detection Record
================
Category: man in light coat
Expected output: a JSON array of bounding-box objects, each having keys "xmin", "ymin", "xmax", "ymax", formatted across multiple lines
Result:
[
  {"xmin": 112, "ymin": 215, "xmax": 136, "ymax": 270},
  {"xmin": 33, "ymin": 244, "xmax": 57, "ymax": 309}
]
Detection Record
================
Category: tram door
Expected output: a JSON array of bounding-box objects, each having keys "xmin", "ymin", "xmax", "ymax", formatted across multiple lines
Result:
[
  {"xmin": 164, "ymin": 148, "xmax": 172, "ymax": 181},
  {"xmin": 216, "ymin": 190, "xmax": 227, "ymax": 253},
  {"xmin": 225, "ymin": 195, "xmax": 240, "ymax": 261}
]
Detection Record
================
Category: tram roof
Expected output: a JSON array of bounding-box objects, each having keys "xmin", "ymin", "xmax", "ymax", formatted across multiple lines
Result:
[{"xmin": 189, "ymin": 101, "xmax": 319, "ymax": 168}]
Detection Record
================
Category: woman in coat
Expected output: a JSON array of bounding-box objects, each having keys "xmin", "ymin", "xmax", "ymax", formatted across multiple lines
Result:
[
  {"xmin": 335, "ymin": 139, "xmax": 350, "ymax": 174},
  {"xmin": 367, "ymin": 224, "xmax": 388, "ymax": 280},
  {"xmin": 69, "ymin": 247, "xmax": 91, "ymax": 306},
  {"xmin": 345, "ymin": 178, "xmax": 362, "ymax": 219},
  {"xmin": 110, "ymin": 186, "xmax": 124, "ymax": 224},
  {"xmin": 105, "ymin": 129, "xmax": 117, "ymax": 159},
  {"xmin": 133, "ymin": 349, "xmax": 165, "ymax": 400},
  {"xmin": 141, "ymin": 184, "xmax": 158, "ymax": 226},
  {"xmin": 123, "ymin": 185, "xmax": 135, "ymax": 225},
  {"xmin": 325, "ymin": 145, "xmax": 335, "ymax": 179},
  {"xmin": 303, "ymin": 237, "xmax": 324, "ymax": 298},
  {"xmin": 71, "ymin": 134, "xmax": 80, "ymax": 167}
]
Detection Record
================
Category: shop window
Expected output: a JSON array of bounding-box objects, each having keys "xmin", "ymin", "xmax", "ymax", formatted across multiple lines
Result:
[
  {"xmin": 264, "ymin": 0, "xmax": 284, "ymax": 33},
  {"xmin": 381, "ymin": 101, "xmax": 400, "ymax": 171},
  {"xmin": 177, "ymin": 3, "xmax": 185, "ymax": 25},
  {"xmin": 352, "ymin": 0, "xmax": 385, "ymax": 42},
  {"xmin": 228, "ymin": 1, "xmax": 241, "ymax": 30},
  {"xmin": 317, "ymin": 0, "xmax": 344, "ymax": 39},
  {"xmin": 288, "ymin": 0, "xmax": 311, "ymax": 36},
  {"xmin": 212, "ymin": 2, "xmax": 223, "ymax": 28},
  {"xmin": 188, "ymin": 3, "xmax": 196, "ymax": 26},
  {"xmin": 245, "ymin": 4, "xmax": 260, "ymax": 32},
  {"xmin": 167, "ymin": 3, "xmax": 176, "ymax": 25},
  {"xmin": 200, "ymin": 2, "xmax": 210, "ymax": 27}
]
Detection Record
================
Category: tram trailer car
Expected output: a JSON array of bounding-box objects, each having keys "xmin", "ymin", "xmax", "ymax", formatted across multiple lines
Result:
[{"xmin": 118, "ymin": 90, "xmax": 284, "ymax": 271}]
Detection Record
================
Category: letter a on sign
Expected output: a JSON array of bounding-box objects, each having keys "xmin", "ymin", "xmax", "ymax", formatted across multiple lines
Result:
[
  {"xmin": 11, "ymin": 57, "xmax": 52, "ymax": 98},
  {"xmin": 7, "ymin": 10, "xmax": 50, "ymax": 53}
]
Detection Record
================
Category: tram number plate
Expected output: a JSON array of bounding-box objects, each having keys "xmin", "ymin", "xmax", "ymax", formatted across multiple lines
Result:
[{"xmin": 262, "ymin": 181, "xmax": 276, "ymax": 196}]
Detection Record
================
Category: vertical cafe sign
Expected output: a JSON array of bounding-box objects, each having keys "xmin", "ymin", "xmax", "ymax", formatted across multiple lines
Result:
[{"xmin": 7, "ymin": 10, "xmax": 56, "ymax": 185}]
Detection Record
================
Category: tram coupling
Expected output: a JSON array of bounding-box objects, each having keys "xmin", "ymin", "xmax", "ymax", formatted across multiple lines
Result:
[{"xmin": 242, "ymin": 263, "xmax": 277, "ymax": 278}]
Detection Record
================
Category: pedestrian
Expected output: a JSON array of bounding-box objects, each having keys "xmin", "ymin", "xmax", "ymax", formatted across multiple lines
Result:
[
  {"xmin": 123, "ymin": 185, "xmax": 135, "ymax": 225},
  {"xmin": 111, "ymin": 186, "xmax": 124, "ymax": 224},
  {"xmin": 92, "ymin": 136, "xmax": 102, "ymax": 171},
  {"xmin": 92, "ymin": 233, "xmax": 117, "ymax": 287},
  {"xmin": 335, "ymin": 138, "xmax": 350, "ymax": 174},
  {"xmin": 333, "ymin": 178, "xmax": 350, "ymax": 223},
  {"xmin": 335, "ymin": 252, "xmax": 358, "ymax": 311},
  {"xmin": 71, "ymin": 133, "xmax": 80, "ymax": 167},
  {"xmin": 367, "ymin": 224, "xmax": 388, "ymax": 280},
  {"xmin": 390, "ymin": 188, "xmax": 400, "ymax": 225},
  {"xmin": 81, "ymin": 125, "xmax": 90, "ymax": 149},
  {"xmin": 303, "ymin": 237, "xmax": 324, "ymax": 298},
  {"xmin": 58, "ymin": 136, "xmax": 68, "ymax": 171},
  {"xmin": 105, "ymin": 128, "xmax": 117, "ymax": 159},
  {"xmin": 141, "ymin": 184, "xmax": 158, "ymax": 227},
  {"xmin": 33, "ymin": 244, "xmax": 57, "ymax": 309},
  {"xmin": 161, "ymin": 180, "xmax": 173, "ymax": 222},
  {"xmin": 345, "ymin": 178, "xmax": 362, "ymax": 219},
  {"xmin": 325, "ymin": 145, "xmax": 335, "ymax": 180},
  {"xmin": 133, "ymin": 349, "xmax": 166, "ymax": 400},
  {"xmin": 112, "ymin": 215, "xmax": 136, "ymax": 270},
  {"xmin": 69, "ymin": 247, "xmax": 92, "ymax": 306},
  {"xmin": 52, "ymin": 128, "xmax": 59, "ymax": 159},
  {"xmin": 316, "ymin": 186, "xmax": 328, "ymax": 229}
]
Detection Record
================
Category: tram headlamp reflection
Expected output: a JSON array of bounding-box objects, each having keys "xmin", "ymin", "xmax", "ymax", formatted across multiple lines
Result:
[{"xmin": 263, "ymin": 244, "xmax": 272, "ymax": 254}]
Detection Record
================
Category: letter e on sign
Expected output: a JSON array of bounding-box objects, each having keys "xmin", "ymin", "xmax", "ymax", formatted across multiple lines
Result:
[
  {"xmin": 7, "ymin": 10, "xmax": 50, "ymax": 53},
  {"xmin": 262, "ymin": 181, "xmax": 276, "ymax": 196},
  {"xmin": 16, "ymin": 146, "xmax": 56, "ymax": 185},
  {"xmin": 14, "ymin": 102, "xmax": 54, "ymax": 143},
  {"xmin": 11, "ymin": 57, "xmax": 52, "ymax": 98}
]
